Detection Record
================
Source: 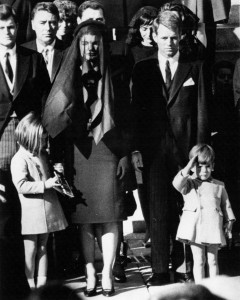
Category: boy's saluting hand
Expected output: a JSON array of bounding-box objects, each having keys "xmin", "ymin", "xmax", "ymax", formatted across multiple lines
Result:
[{"xmin": 181, "ymin": 155, "xmax": 198, "ymax": 177}]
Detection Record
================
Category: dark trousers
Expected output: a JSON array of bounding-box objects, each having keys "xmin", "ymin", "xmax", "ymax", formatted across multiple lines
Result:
[
  {"xmin": 0, "ymin": 170, "xmax": 30, "ymax": 300},
  {"xmin": 145, "ymin": 133, "xmax": 192, "ymax": 274}
]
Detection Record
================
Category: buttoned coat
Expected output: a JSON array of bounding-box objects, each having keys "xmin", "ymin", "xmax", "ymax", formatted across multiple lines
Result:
[
  {"xmin": 173, "ymin": 171, "xmax": 236, "ymax": 246},
  {"xmin": 11, "ymin": 147, "xmax": 67, "ymax": 235}
]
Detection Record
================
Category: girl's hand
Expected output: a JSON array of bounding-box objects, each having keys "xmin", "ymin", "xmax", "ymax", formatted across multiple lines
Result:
[
  {"xmin": 44, "ymin": 176, "xmax": 60, "ymax": 189},
  {"xmin": 182, "ymin": 155, "xmax": 198, "ymax": 177}
]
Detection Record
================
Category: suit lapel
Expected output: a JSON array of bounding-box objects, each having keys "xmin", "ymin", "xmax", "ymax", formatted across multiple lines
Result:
[
  {"xmin": 167, "ymin": 61, "xmax": 192, "ymax": 106},
  {"xmin": 51, "ymin": 47, "xmax": 63, "ymax": 83},
  {"xmin": 0, "ymin": 63, "xmax": 11, "ymax": 98},
  {"xmin": 13, "ymin": 48, "xmax": 30, "ymax": 100}
]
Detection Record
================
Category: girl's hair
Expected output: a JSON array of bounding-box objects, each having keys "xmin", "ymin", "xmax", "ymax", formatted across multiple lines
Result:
[
  {"xmin": 126, "ymin": 6, "xmax": 158, "ymax": 47},
  {"xmin": 189, "ymin": 144, "xmax": 215, "ymax": 165},
  {"xmin": 15, "ymin": 112, "xmax": 45, "ymax": 156}
]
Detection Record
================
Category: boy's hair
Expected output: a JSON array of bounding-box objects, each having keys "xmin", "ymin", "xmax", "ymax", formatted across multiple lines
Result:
[
  {"xmin": 0, "ymin": 4, "xmax": 18, "ymax": 24},
  {"xmin": 15, "ymin": 112, "xmax": 45, "ymax": 156},
  {"xmin": 32, "ymin": 2, "xmax": 59, "ymax": 21},
  {"xmin": 153, "ymin": 10, "xmax": 182, "ymax": 35},
  {"xmin": 189, "ymin": 144, "xmax": 215, "ymax": 165},
  {"xmin": 78, "ymin": 0, "xmax": 104, "ymax": 19}
]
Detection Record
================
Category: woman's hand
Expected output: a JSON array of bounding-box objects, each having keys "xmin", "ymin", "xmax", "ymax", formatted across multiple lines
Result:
[
  {"xmin": 181, "ymin": 155, "xmax": 198, "ymax": 177},
  {"xmin": 117, "ymin": 156, "xmax": 130, "ymax": 180},
  {"xmin": 131, "ymin": 151, "xmax": 143, "ymax": 172},
  {"xmin": 44, "ymin": 175, "xmax": 61, "ymax": 189}
]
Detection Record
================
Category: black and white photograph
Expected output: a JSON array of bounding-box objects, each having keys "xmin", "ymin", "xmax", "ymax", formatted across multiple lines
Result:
[{"xmin": 0, "ymin": 1, "xmax": 239, "ymax": 299}]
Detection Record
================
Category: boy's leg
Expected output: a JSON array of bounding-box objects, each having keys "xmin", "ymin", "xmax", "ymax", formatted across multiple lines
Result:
[
  {"xmin": 190, "ymin": 243, "xmax": 206, "ymax": 283},
  {"xmin": 207, "ymin": 244, "xmax": 219, "ymax": 277}
]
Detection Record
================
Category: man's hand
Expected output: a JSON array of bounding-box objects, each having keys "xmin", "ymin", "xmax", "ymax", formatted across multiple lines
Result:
[
  {"xmin": 131, "ymin": 151, "xmax": 143, "ymax": 172},
  {"xmin": 0, "ymin": 184, "xmax": 7, "ymax": 203},
  {"xmin": 116, "ymin": 156, "xmax": 130, "ymax": 180}
]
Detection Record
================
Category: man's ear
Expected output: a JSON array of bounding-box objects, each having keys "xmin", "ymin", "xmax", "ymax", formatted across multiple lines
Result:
[
  {"xmin": 77, "ymin": 16, "xmax": 81, "ymax": 25},
  {"xmin": 31, "ymin": 19, "xmax": 35, "ymax": 31},
  {"xmin": 212, "ymin": 163, "xmax": 215, "ymax": 171},
  {"xmin": 152, "ymin": 31, "xmax": 158, "ymax": 44}
]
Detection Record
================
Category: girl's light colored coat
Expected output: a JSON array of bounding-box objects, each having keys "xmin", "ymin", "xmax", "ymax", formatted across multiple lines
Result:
[
  {"xmin": 173, "ymin": 171, "xmax": 235, "ymax": 246},
  {"xmin": 11, "ymin": 147, "xmax": 67, "ymax": 235}
]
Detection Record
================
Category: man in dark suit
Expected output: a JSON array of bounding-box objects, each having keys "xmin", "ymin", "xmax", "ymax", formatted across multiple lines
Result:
[
  {"xmin": 24, "ymin": 3, "xmax": 70, "ymax": 278},
  {"xmin": 23, "ymin": 2, "xmax": 67, "ymax": 84},
  {"xmin": 0, "ymin": 4, "xmax": 50, "ymax": 299},
  {"xmin": 131, "ymin": 8, "xmax": 210, "ymax": 285}
]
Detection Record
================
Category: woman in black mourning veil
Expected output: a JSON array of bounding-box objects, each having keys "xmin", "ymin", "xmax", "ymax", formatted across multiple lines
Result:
[{"xmin": 42, "ymin": 20, "xmax": 131, "ymax": 297}]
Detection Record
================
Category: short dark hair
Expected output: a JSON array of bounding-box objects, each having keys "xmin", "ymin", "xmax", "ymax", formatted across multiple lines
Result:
[
  {"xmin": 153, "ymin": 10, "xmax": 182, "ymax": 35},
  {"xmin": 0, "ymin": 4, "xmax": 18, "ymax": 24},
  {"xmin": 32, "ymin": 2, "xmax": 59, "ymax": 21},
  {"xmin": 78, "ymin": 0, "xmax": 104, "ymax": 19},
  {"xmin": 53, "ymin": 0, "xmax": 77, "ymax": 21}
]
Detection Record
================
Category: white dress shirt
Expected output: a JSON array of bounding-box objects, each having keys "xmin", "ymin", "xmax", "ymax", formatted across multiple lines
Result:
[
  {"xmin": 0, "ymin": 44, "xmax": 17, "ymax": 94},
  {"xmin": 158, "ymin": 51, "xmax": 180, "ymax": 83},
  {"xmin": 37, "ymin": 40, "xmax": 56, "ymax": 78}
]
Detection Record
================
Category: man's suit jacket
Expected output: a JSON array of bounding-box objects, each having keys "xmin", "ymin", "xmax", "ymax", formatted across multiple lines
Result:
[
  {"xmin": 0, "ymin": 45, "xmax": 50, "ymax": 135},
  {"xmin": 131, "ymin": 54, "xmax": 210, "ymax": 167},
  {"xmin": 23, "ymin": 38, "xmax": 67, "ymax": 83}
]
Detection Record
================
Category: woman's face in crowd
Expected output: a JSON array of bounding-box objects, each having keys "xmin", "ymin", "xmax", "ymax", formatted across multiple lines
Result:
[
  {"xmin": 139, "ymin": 24, "xmax": 153, "ymax": 46},
  {"xmin": 79, "ymin": 33, "xmax": 100, "ymax": 62},
  {"xmin": 57, "ymin": 15, "xmax": 75, "ymax": 37}
]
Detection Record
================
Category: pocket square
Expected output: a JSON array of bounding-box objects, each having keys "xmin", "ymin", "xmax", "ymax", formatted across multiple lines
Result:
[{"xmin": 183, "ymin": 77, "xmax": 195, "ymax": 86}]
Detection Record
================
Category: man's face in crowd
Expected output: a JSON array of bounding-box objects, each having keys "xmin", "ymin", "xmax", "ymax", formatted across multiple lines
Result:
[
  {"xmin": 78, "ymin": 8, "xmax": 105, "ymax": 24},
  {"xmin": 32, "ymin": 10, "xmax": 58, "ymax": 46},
  {"xmin": 153, "ymin": 24, "xmax": 180, "ymax": 58},
  {"xmin": 0, "ymin": 16, "xmax": 18, "ymax": 49},
  {"xmin": 57, "ymin": 14, "xmax": 75, "ymax": 38}
]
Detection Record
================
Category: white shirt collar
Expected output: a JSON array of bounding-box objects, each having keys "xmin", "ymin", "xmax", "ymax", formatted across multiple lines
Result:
[
  {"xmin": 36, "ymin": 39, "xmax": 56, "ymax": 53},
  {"xmin": 158, "ymin": 51, "xmax": 180, "ymax": 80},
  {"xmin": 0, "ymin": 44, "xmax": 17, "ymax": 58},
  {"xmin": 158, "ymin": 51, "xmax": 179, "ymax": 65}
]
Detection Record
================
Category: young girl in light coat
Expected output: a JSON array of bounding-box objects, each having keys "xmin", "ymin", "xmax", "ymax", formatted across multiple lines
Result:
[
  {"xmin": 173, "ymin": 144, "xmax": 235, "ymax": 283},
  {"xmin": 11, "ymin": 112, "xmax": 67, "ymax": 289}
]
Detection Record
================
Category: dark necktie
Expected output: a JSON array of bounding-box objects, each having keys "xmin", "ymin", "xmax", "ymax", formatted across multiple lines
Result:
[
  {"xmin": 165, "ymin": 60, "xmax": 171, "ymax": 90},
  {"xmin": 4, "ymin": 52, "xmax": 13, "ymax": 83}
]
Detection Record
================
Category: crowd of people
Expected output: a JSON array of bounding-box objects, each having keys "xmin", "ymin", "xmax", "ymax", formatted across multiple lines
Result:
[{"xmin": 0, "ymin": 1, "xmax": 239, "ymax": 299}]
